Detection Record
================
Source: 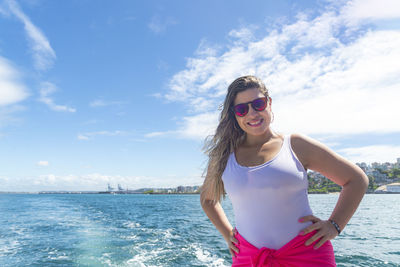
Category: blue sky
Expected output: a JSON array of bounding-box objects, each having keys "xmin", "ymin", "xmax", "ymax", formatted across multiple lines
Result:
[{"xmin": 1, "ymin": 0, "xmax": 400, "ymax": 192}]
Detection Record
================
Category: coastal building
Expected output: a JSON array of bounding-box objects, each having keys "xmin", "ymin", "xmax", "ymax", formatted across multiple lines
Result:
[
  {"xmin": 307, "ymin": 171, "xmax": 325, "ymax": 184},
  {"xmin": 176, "ymin": 185, "xmax": 199, "ymax": 193},
  {"xmin": 107, "ymin": 183, "xmax": 114, "ymax": 192},
  {"xmin": 387, "ymin": 183, "xmax": 400, "ymax": 192},
  {"xmin": 375, "ymin": 182, "xmax": 400, "ymax": 193}
]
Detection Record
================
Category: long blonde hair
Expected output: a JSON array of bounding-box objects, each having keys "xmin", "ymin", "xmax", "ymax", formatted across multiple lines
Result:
[{"xmin": 201, "ymin": 75, "xmax": 269, "ymax": 203}]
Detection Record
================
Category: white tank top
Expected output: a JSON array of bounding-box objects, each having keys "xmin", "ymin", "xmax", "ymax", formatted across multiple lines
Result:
[{"xmin": 222, "ymin": 134, "xmax": 313, "ymax": 250}]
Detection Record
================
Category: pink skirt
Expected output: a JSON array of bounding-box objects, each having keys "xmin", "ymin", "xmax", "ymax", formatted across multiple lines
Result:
[{"xmin": 232, "ymin": 230, "xmax": 336, "ymax": 267}]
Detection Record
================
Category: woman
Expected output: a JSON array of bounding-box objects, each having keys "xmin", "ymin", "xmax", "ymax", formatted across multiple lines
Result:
[{"xmin": 200, "ymin": 75, "xmax": 368, "ymax": 266}]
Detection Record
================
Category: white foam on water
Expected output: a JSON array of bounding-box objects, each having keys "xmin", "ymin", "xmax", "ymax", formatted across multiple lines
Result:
[
  {"xmin": 125, "ymin": 241, "xmax": 174, "ymax": 267},
  {"xmin": 188, "ymin": 243, "xmax": 229, "ymax": 267},
  {"xmin": 98, "ymin": 253, "xmax": 122, "ymax": 267},
  {"xmin": 9, "ymin": 225, "xmax": 26, "ymax": 236},
  {"xmin": 163, "ymin": 228, "xmax": 179, "ymax": 239},
  {"xmin": 123, "ymin": 221, "xmax": 141, "ymax": 228},
  {"xmin": 47, "ymin": 248, "xmax": 58, "ymax": 254},
  {"xmin": 124, "ymin": 234, "xmax": 138, "ymax": 240},
  {"xmin": 125, "ymin": 255, "xmax": 150, "ymax": 267},
  {"xmin": 48, "ymin": 255, "xmax": 69, "ymax": 260},
  {"xmin": 131, "ymin": 227, "xmax": 180, "ymax": 247},
  {"xmin": 0, "ymin": 240, "xmax": 21, "ymax": 256},
  {"xmin": 125, "ymin": 247, "xmax": 157, "ymax": 267},
  {"xmin": 111, "ymin": 225, "xmax": 182, "ymax": 266},
  {"xmin": 163, "ymin": 228, "xmax": 180, "ymax": 246},
  {"xmin": 164, "ymin": 229, "xmax": 173, "ymax": 238},
  {"xmin": 45, "ymin": 247, "xmax": 70, "ymax": 261}
]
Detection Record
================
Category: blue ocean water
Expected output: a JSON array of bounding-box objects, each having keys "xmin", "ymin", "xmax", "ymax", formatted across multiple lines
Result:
[{"xmin": 0, "ymin": 194, "xmax": 399, "ymax": 266}]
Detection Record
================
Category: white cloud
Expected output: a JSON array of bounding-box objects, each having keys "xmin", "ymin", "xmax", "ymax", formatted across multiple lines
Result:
[
  {"xmin": 37, "ymin": 161, "xmax": 49, "ymax": 166},
  {"xmin": 342, "ymin": 0, "xmax": 400, "ymax": 22},
  {"xmin": 89, "ymin": 99, "xmax": 124, "ymax": 107},
  {"xmin": 0, "ymin": 56, "xmax": 29, "ymax": 106},
  {"xmin": 339, "ymin": 145, "xmax": 400, "ymax": 164},
  {"xmin": 161, "ymin": 1, "xmax": 400, "ymax": 140},
  {"xmin": 148, "ymin": 15, "xmax": 177, "ymax": 34},
  {"xmin": 272, "ymin": 30, "xmax": 400, "ymax": 135},
  {"xmin": 144, "ymin": 131, "xmax": 174, "ymax": 138},
  {"xmin": 194, "ymin": 39, "xmax": 222, "ymax": 57},
  {"xmin": 6, "ymin": 0, "xmax": 56, "ymax": 71},
  {"xmin": 39, "ymin": 82, "xmax": 76, "ymax": 112},
  {"xmin": 0, "ymin": 57, "xmax": 28, "ymax": 130},
  {"xmin": 178, "ymin": 112, "xmax": 219, "ymax": 140},
  {"xmin": 228, "ymin": 26, "xmax": 257, "ymax": 42},
  {"xmin": 77, "ymin": 134, "xmax": 89, "ymax": 140},
  {"xmin": 77, "ymin": 130, "xmax": 127, "ymax": 141},
  {"xmin": 144, "ymin": 112, "xmax": 218, "ymax": 140}
]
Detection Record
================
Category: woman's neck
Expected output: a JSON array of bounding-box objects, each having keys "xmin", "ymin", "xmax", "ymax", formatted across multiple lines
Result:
[{"xmin": 244, "ymin": 129, "xmax": 277, "ymax": 147}]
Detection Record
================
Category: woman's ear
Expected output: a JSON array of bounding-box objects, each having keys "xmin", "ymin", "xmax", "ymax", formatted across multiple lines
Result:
[{"xmin": 267, "ymin": 97, "xmax": 272, "ymax": 112}]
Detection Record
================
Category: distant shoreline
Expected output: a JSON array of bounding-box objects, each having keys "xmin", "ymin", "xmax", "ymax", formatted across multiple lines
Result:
[
  {"xmin": 0, "ymin": 191, "xmax": 200, "ymax": 195},
  {"xmin": 0, "ymin": 191, "xmax": 399, "ymax": 195}
]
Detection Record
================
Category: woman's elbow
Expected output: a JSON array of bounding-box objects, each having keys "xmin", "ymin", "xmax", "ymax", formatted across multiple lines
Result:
[
  {"xmin": 347, "ymin": 172, "xmax": 369, "ymax": 191},
  {"xmin": 200, "ymin": 192, "xmax": 217, "ymax": 210},
  {"xmin": 200, "ymin": 191, "xmax": 210, "ymax": 207},
  {"xmin": 361, "ymin": 173, "xmax": 369, "ymax": 190},
  {"xmin": 349, "ymin": 164, "xmax": 369, "ymax": 190},
  {"xmin": 341, "ymin": 167, "xmax": 369, "ymax": 191}
]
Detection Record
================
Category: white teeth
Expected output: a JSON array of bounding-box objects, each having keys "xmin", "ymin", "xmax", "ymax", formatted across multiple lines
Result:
[{"xmin": 248, "ymin": 119, "xmax": 262, "ymax": 126}]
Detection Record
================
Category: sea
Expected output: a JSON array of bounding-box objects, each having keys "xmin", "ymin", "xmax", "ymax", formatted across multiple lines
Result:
[{"xmin": 0, "ymin": 193, "xmax": 399, "ymax": 267}]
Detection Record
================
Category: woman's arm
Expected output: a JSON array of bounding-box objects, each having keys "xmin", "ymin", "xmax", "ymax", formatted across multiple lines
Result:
[
  {"xmin": 291, "ymin": 133, "xmax": 369, "ymax": 248},
  {"xmin": 200, "ymin": 178, "xmax": 239, "ymax": 256}
]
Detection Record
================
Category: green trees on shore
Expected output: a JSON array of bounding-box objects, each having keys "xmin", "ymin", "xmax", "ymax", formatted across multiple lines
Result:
[
  {"xmin": 308, "ymin": 167, "xmax": 400, "ymax": 193},
  {"xmin": 308, "ymin": 174, "xmax": 342, "ymax": 193}
]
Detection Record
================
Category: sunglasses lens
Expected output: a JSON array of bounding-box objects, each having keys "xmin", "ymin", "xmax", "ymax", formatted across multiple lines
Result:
[
  {"xmin": 252, "ymin": 98, "xmax": 267, "ymax": 111},
  {"xmin": 234, "ymin": 104, "xmax": 248, "ymax": 117}
]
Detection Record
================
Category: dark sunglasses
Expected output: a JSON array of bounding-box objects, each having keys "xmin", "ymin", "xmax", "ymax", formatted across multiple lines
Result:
[{"xmin": 232, "ymin": 97, "xmax": 269, "ymax": 117}]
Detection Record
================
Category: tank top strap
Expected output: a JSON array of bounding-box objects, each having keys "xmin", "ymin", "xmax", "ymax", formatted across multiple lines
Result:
[
  {"xmin": 281, "ymin": 134, "xmax": 291, "ymax": 153},
  {"xmin": 283, "ymin": 133, "xmax": 307, "ymax": 171},
  {"xmin": 279, "ymin": 134, "xmax": 294, "ymax": 161}
]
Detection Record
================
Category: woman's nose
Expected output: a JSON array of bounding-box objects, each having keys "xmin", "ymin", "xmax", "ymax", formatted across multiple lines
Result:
[{"xmin": 247, "ymin": 105, "xmax": 258, "ymax": 116}]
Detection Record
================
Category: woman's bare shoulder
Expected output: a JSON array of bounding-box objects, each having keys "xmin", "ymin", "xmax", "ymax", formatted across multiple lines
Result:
[
  {"xmin": 289, "ymin": 133, "xmax": 308, "ymax": 150},
  {"xmin": 289, "ymin": 133, "xmax": 368, "ymax": 186},
  {"xmin": 288, "ymin": 133, "xmax": 326, "ymax": 169}
]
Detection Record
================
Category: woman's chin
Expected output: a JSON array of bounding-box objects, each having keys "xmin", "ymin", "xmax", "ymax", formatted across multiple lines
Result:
[{"xmin": 244, "ymin": 127, "xmax": 269, "ymax": 137}]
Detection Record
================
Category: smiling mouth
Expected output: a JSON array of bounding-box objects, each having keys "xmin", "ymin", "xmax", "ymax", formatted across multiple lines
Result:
[{"xmin": 247, "ymin": 119, "xmax": 263, "ymax": 127}]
